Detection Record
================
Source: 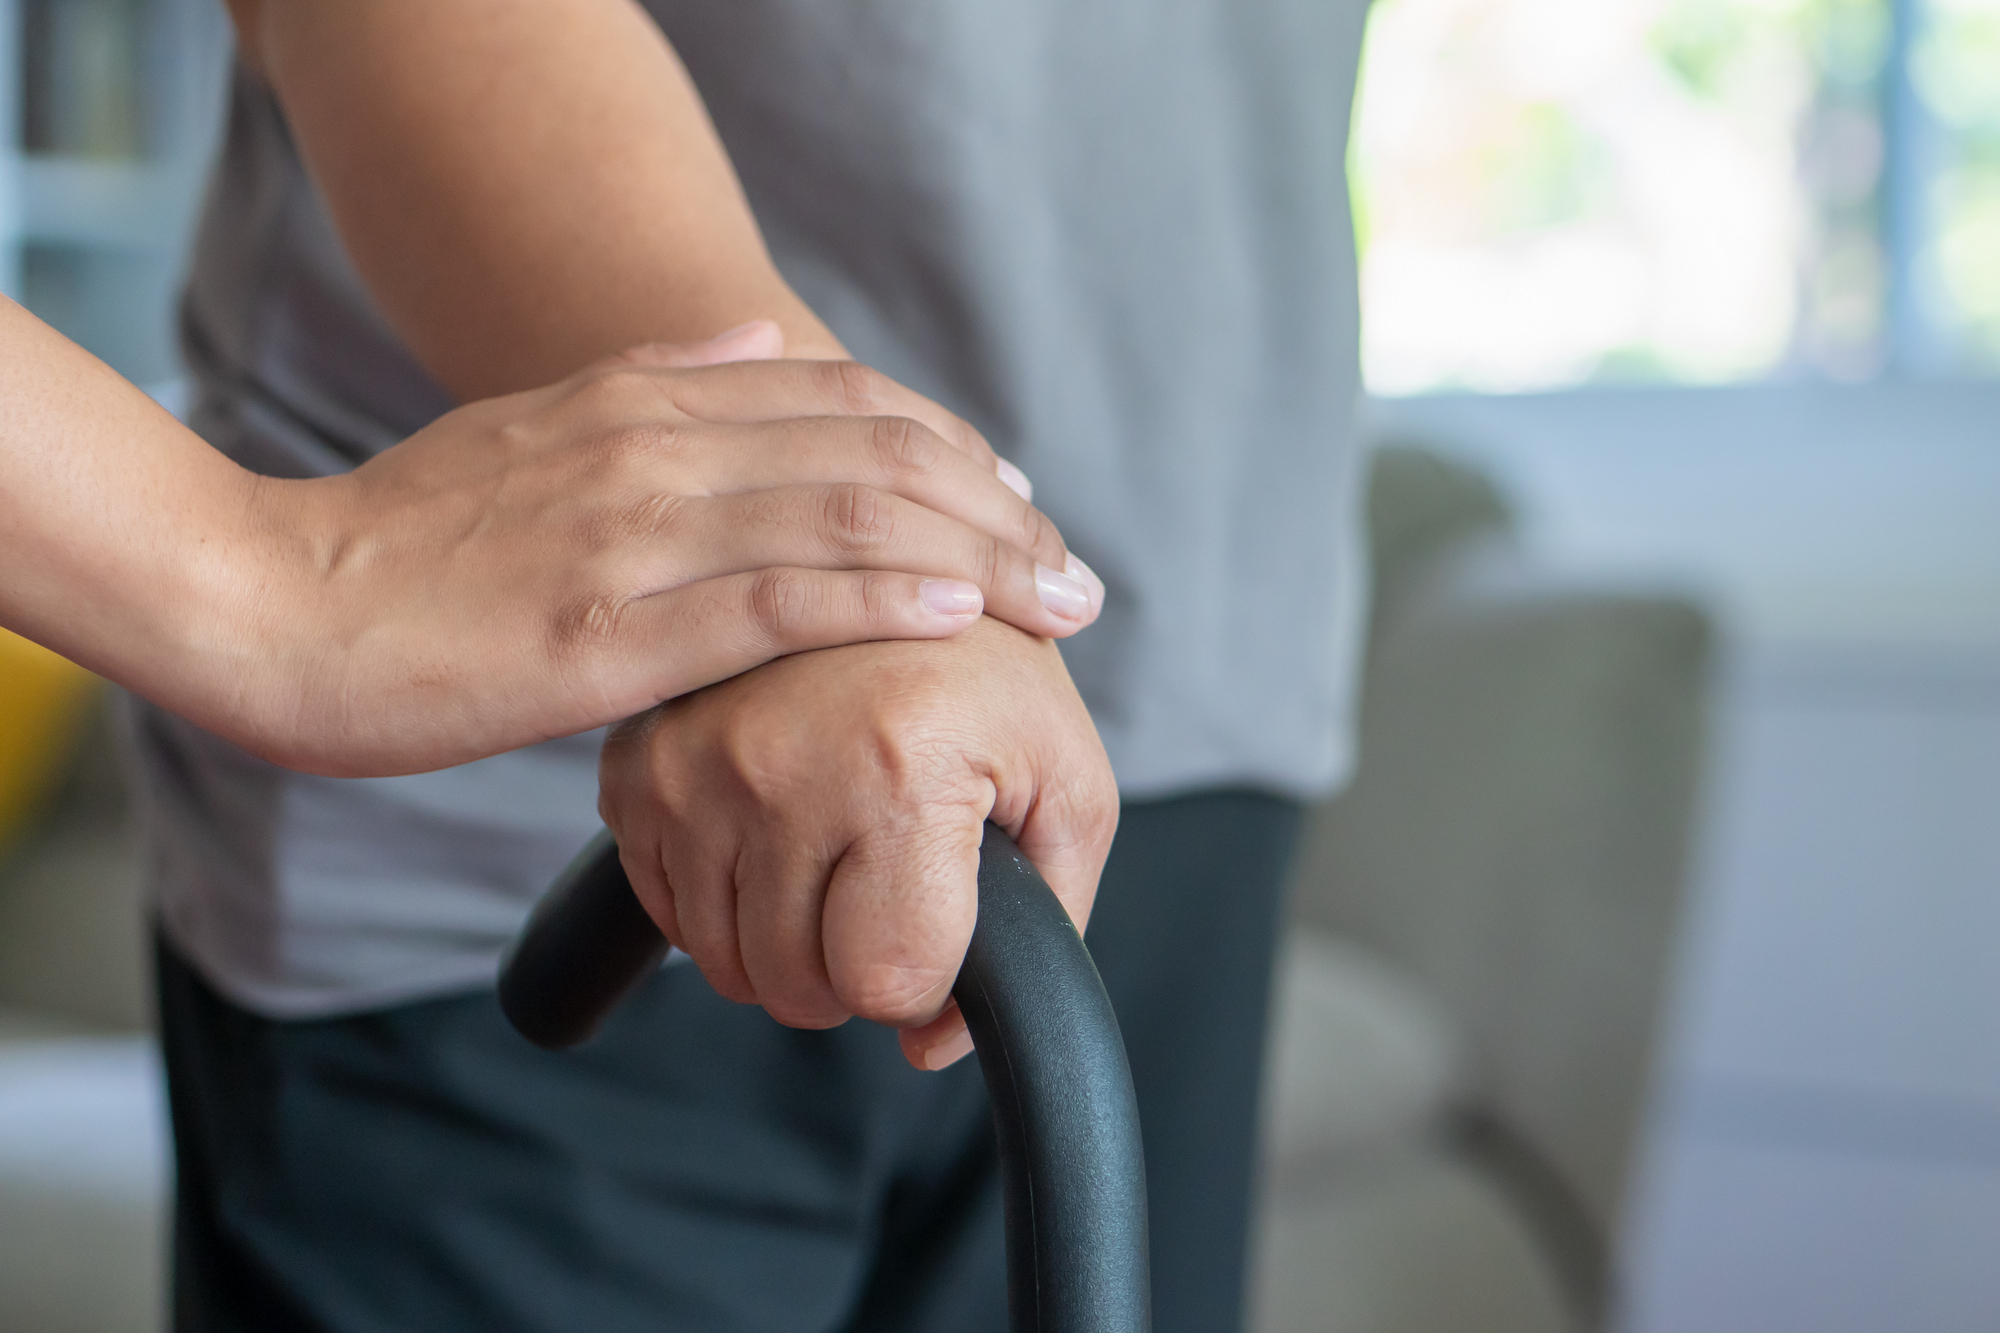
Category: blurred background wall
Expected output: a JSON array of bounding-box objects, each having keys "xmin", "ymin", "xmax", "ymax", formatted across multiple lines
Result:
[
  {"xmin": 0, "ymin": 1, "xmax": 1995, "ymax": 1331},
  {"xmin": 1349, "ymin": 0, "xmax": 2000, "ymax": 1328},
  {"xmin": 0, "ymin": 0, "xmax": 227, "ymax": 382}
]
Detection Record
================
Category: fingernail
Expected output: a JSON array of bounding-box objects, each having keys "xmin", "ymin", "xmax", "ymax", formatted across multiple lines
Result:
[
  {"xmin": 1065, "ymin": 553, "xmax": 1105, "ymax": 616},
  {"xmin": 922, "ymin": 1026, "xmax": 976, "ymax": 1070},
  {"xmin": 696, "ymin": 316, "xmax": 772, "ymax": 348},
  {"xmin": 996, "ymin": 457, "xmax": 1033, "ymax": 502},
  {"xmin": 920, "ymin": 579, "xmax": 983, "ymax": 617},
  {"xmin": 1036, "ymin": 564, "xmax": 1091, "ymax": 620}
]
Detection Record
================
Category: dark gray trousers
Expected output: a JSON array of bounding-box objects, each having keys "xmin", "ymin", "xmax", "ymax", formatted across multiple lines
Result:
[{"xmin": 159, "ymin": 790, "xmax": 1302, "ymax": 1333}]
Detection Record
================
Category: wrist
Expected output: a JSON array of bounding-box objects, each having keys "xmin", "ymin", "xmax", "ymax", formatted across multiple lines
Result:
[{"xmin": 175, "ymin": 469, "xmax": 355, "ymax": 769}]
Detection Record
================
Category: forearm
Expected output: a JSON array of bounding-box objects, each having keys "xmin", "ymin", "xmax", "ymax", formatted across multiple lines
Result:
[
  {"xmin": 236, "ymin": 0, "xmax": 846, "ymax": 402},
  {"xmin": 0, "ymin": 297, "xmax": 291, "ymax": 725}
]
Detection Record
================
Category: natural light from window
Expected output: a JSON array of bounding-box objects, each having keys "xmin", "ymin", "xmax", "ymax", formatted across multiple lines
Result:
[
  {"xmin": 1917, "ymin": 0, "xmax": 2000, "ymax": 368},
  {"xmin": 1352, "ymin": 0, "xmax": 2000, "ymax": 395}
]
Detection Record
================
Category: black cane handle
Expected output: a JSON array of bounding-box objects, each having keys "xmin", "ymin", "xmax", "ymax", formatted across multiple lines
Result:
[{"xmin": 496, "ymin": 822, "xmax": 1150, "ymax": 1333}]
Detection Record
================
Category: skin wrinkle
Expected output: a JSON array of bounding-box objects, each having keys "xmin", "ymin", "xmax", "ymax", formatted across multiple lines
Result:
[
  {"xmin": 614, "ymin": 489, "xmax": 700, "ymax": 586},
  {"xmin": 869, "ymin": 410, "xmax": 943, "ymax": 481},
  {"xmin": 822, "ymin": 482, "xmax": 897, "ymax": 562},
  {"xmin": 828, "ymin": 359, "xmax": 890, "ymax": 418}
]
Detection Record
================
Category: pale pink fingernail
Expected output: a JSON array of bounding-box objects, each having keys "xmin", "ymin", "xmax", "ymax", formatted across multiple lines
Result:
[
  {"xmin": 1065, "ymin": 553, "xmax": 1104, "ymax": 616},
  {"xmin": 1036, "ymin": 564, "xmax": 1090, "ymax": 620},
  {"xmin": 922, "ymin": 1026, "xmax": 976, "ymax": 1070},
  {"xmin": 705, "ymin": 320, "xmax": 768, "ymax": 345},
  {"xmin": 996, "ymin": 457, "xmax": 1033, "ymax": 502},
  {"xmin": 920, "ymin": 579, "xmax": 983, "ymax": 617}
]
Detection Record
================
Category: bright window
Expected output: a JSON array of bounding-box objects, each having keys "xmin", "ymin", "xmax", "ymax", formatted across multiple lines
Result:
[
  {"xmin": 1352, "ymin": 0, "xmax": 1999, "ymax": 394},
  {"xmin": 1914, "ymin": 0, "xmax": 2000, "ymax": 367}
]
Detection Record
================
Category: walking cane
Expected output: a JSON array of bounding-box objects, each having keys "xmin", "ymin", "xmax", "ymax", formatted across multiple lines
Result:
[{"xmin": 497, "ymin": 821, "xmax": 1151, "ymax": 1333}]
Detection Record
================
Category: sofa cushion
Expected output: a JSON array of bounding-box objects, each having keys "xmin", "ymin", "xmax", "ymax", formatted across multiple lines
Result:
[
  {"xmin": 0, "ymin": 1023, "xmax": 167, "ymax": 1333},
  {"xmin": 0, "ymin": 823, "xmax": 147, "ymax": 1031},
  {"xmin": 1263, "ymin": 928, "xmax": 1468, "ymax": 1169},
  {"xmin": 1252, "ymin": 1143, "xmax": 1576, "ymax": 1333}
]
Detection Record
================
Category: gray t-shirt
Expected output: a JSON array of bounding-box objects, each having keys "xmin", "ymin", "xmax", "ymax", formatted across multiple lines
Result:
[{"xmin": 135, "ymin": 0, "xmax": 1373, "ymax": 1018}]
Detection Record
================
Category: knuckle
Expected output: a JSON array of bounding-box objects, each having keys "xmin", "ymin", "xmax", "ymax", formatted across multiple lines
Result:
[
  {"xmin": 747, "ymin": 567, "xmax": 821, "ymax": 641},
  {"xmin": 571, "ymin": 490, "xmax": 688, "ymax": 563},
  {"xmin": 971, "ymin": 534, "xmax": 1006, "ymax": 592},
  {"xmin": 821, "ymin": 482, "xmax": 895, "ymax": 555},
  {"xmin": 868, "ymin": 414, "xmax": 940, "ymax": 478},
  {"xmin": 728, "ymin": 717, "xmax": 807, "ymax": 808},
  {"xmin": 548, "ymin": 590, "xmax": 630, "ymax": 661},
  {"xmin": 630, "ymin": 488, "xmax": 693, "ymax": 539},
  {"xmin": 1017, "ymin": 503, "xmax": 1059, "ymax": 558},
  {"xmin": 599, "ymin": 486, "xmax": 692, "ymax": 555},
  {"xmin": 857, "ymin": 705, "xmax": 945, "ymax": 790},
  {"xmin": 492, "ymin": 415, "xmax": 540, "ymax": 461},
  {"xmin": 823, "ymin": 359, "xmax": 892, "ymax": 415},
  {"xmin": 855, "ymin": 570, "xmax": 897, "ymax": 624},
  {"xmin": 576, "ymin": 420, "xmax": 677, "ymax": 495},
  {"xmin": 570, "ymin": 365, "xmax": 657, "ymax": 418}
]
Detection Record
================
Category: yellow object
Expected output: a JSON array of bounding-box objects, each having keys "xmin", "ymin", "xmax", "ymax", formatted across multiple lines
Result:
[{"xmin": 0, "ymin": 628, "xmax": 100, "ymax": 853}]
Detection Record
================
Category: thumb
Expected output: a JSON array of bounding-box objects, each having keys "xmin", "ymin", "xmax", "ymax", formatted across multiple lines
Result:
[{"xmin": 609, "ymin": 319, "xmax": 788, "ymax": 370}]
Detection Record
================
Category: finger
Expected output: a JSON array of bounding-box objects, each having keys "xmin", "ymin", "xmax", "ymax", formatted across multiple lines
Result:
[
  {"xmin": 593, "ymin": 569, "xmax": 984, "ymax": 710},
  {"xmin": 613, "ymin": 319, "xmax": 787, "ymax": 369},
  {"xmin": 733, "ymin": 835, "xmax": 853, "ymax": 1030},
  {"xmin": 679, "ymin": 415, "xmax": 1074, "ymax": 579},
  {"xmin": 657, "ymin": 834, "xmax": 760, "ymax": 1006},
  {"xmin": 821, "ymin": 817, "xmax": 983, "ymax": 1030},
  {"xmin": 577, "ymin": 320, "xmax": 787, "ymax": 378},
  {"xmin": 991, "ymin": 775, "xmax": 1121, "ymax": 942},
  {"xmin": 645, "ymin": 486, "xmax": 1095, "ymax": 639},
  {"xmin": 899, "ymin": 1000, "xmax": 975, "ymax": 1071},
  {"xmin": 597, "ymin": 719, "xmax": 700, "ymax": 962},
  {"xmin": 645, "ymin": 357, "xmax": 1003, "ymax": 473},
  {"xmin": 899, "ymin": 784, "xmax": 1115, "ymax": 1072},
  {"xmin": 611, "ymin": 824, "xmax": 686, "ymax": 950},
  {"xmin": 599, "ymin": 715, "xmax": 680, "ymax": 930}
]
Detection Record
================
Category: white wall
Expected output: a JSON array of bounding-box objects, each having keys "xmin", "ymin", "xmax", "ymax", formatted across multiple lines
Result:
[
  {"xmin": 1374, "ymin": 383, "xmax": 2000, "ymax": 1331},
  {"xmin": 2, "ymin": 0, "xmax": 231, "ymax": 381},
  {"xmin": 1, "ymin": 0, "xmax": 22, "ymax": 299},
  {"xmin": 1372, "ymin": 381, "xmax": 2000, "ymax": 651}
]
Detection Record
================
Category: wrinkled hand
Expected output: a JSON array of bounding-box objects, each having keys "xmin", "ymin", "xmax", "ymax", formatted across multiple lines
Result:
[
  {"xmin": 240, "ymin": 324, "xmax": 1102, "ymax": 776},
  {"xmin": 598, "ymin": 616, "xmax": 1119, "ymax": 1070}
]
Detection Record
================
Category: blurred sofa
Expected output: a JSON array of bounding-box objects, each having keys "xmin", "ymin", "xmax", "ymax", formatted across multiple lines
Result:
[
  {"xmin": 1253, "ymin": 446, "xmax": 1710, "ymax": 1333},
  {"xmin": 0, "ymin": 445, "xmax": 1709, "ymax": 1333},
  {"xmin": 0, "ymin": 691, "xmax": 162, "ymax": 1333}
]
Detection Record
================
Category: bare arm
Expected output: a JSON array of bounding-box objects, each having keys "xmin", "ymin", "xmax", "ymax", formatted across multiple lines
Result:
[
  {"xmin": 229, "ymin": 0, "xmax": 1094, "ymax": 612},
  {"xmin": 0, "ymin": 297, "xmax": 268, "ymax": 719},
  {"xmin": 7, "ymin": 0, "xmax": 1102, "ymax": 800},
  {"xmin": 3, "ymin": 304, "xmax": 1095, "ymax": 777},
  {"xmin": 231, "ymin": 0, "xmax": 849, "ymax": 400}
]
